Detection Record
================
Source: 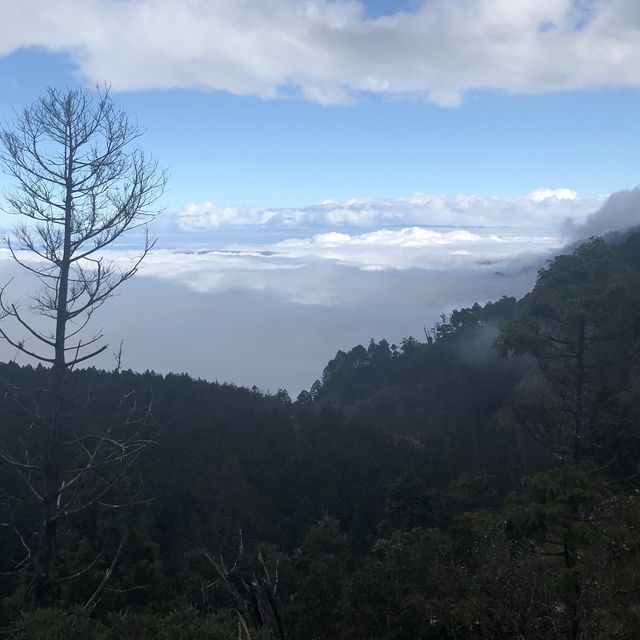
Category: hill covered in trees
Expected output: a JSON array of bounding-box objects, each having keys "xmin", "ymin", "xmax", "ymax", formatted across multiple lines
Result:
[{"xmin": 2, "ymin": 232, "xmax": 640, "ymax": 639}]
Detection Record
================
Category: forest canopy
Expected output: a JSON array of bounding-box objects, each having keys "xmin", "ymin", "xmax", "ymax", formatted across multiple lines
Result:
[{"xmin": 1, "ymin": 230, "xmax": 639, "ymax": 638}]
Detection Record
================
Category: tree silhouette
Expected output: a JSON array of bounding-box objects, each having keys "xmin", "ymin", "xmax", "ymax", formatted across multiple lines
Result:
[{"xmin": 0, "ymin": 87, "xmax": 166, "ymax": 607}]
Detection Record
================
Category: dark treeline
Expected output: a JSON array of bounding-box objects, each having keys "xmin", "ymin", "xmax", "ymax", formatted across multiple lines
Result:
[{"xmin": 2, "ymin": 233, "xmax": 640, "ymax": 639}]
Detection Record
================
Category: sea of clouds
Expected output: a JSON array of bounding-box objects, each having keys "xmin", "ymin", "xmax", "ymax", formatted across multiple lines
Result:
[{"xmin": 3, "ymin": 186, "xmax": 639, "ymax": 393}]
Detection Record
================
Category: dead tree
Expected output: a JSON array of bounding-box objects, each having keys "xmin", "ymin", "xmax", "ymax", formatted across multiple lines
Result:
[
  {"xmin": 203, "ymin": 532, "xmax": 289, "ymax": 640},
  {"xmin": 0, "ymin": 87, "xmax": 166, "ymax": 607}
]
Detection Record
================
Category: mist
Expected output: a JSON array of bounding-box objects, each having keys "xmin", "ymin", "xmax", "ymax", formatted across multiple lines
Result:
[{"xmin": 564, "ymin": 186, "xmax": 640, "ymax": 241}]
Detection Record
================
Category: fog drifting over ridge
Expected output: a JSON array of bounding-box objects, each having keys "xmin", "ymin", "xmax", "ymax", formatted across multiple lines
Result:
[
  {"xmin": 563, "ymin": 186, "xmax": 640, "ymax": 241},
  {"xmin": 0, "ymin": 187, "xmax": 636, "ymax": 394}
]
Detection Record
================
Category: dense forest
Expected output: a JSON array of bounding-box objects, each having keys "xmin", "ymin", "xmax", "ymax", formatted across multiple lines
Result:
[{"xmin": 2, "ymin": 231, "xmax": 640, "ymax": 639}]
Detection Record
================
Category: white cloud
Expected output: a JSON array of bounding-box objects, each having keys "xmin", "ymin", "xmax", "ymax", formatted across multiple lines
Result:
[
  {"xmin": 527, "ymin": 187, "xmax": 577, "ymax": 201},
  {"xmin": 177, "ymin": 189, "xmax": 602, "ymax": 231},
  {"xmin": 179, "ymin": 202, "xmax": 244, "ymax": 228},
  {"xmin": 0, "ymin": 224, "xmax": 556, "ymax": 309},
  {"xmin": 263, "ymin": 226, "xmax": 561, "ymax": 272},
  {"xmin": 58, "ymin": 224, "xmax": 551, "ymax": 306},
  {"xmin": 2, "ymin": 1, "xmax": 640, "ymax": 105},
  {"xmin": 0, "ymin": 186, "xmax": 618, "ymax": 308},
  {"xmin": 113, "ymin": 187, "xmax": 610, "ymax": 302}
]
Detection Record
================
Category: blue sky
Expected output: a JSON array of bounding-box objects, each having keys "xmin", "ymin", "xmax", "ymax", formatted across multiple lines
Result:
[
  {"xmin": 1, "ymin": 48, "xmax": 639, "ymax": 212},
  {"xmin": 0, "ymin": 0, "xmax": 640, "ymax": 391}
]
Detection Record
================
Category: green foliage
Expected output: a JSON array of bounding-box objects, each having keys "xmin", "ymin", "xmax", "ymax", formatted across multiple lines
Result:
[
  {"xmin": 497, "ymin": 238, "xmax": 640, "ymax": 362},
  {"xmin": 339, "ymin": 527, "xmax": 458, "ymax": 639},
  {"xmin": 289, "ymin": 516, "xmax": 351, "ymax": 639},
  {"xmin": 505, "ymin": 468, "xmax": 604, "ymax": 541},
  {"xmin": 497, "ymin": 237, "xmax": 640, "ymax": 468},
  {"xmin": 379, "ymin": 473, "xmax": 436, "ymax": 534}
]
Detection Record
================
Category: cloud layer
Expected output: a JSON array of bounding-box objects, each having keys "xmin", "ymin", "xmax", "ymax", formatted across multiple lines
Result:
[
  {"xmin": 3, "ymin": 0, "xmax": 640, "ymax": 105},
  {"xmin": 0, "ymin": 254, "xmax": 539, "ymax": 393},
  {"xmin": 177, "ymin": 189, "xmax": 601, "ymax": 231},
  {"xmin": 126, "ymin": 228, "xmax": 552, "ymax": 307}
]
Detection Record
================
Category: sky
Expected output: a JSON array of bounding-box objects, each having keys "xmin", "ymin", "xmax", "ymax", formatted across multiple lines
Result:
[{"xmin": 0, "ymin": 0, "xmax": 640, "ymax": 393}]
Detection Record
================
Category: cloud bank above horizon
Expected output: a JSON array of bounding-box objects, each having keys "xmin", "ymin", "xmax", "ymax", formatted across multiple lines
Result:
[
  {"xmin": 176, "ymin": 188, "xmax": 600, "ymax": 232},
  {"xmin": 2, "ymin": 0, "xmax": 640, "ymax": 106}
]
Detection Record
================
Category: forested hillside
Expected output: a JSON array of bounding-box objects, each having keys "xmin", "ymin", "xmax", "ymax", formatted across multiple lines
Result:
[{"xmin": 2, "ymin": 233, "xmax": 640, "ymax": 639}]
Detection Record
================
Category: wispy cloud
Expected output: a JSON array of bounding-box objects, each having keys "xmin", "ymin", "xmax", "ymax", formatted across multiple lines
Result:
[{"xmin": 3, "ymin": 1, "xmax": 640, "ymax": 105}]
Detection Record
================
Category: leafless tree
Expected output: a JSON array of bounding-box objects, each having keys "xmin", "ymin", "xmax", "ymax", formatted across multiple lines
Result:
[
  {"xmin": 203, "ymin": 532, "xmax": 289, "ymax": 640},
  {"xmin": 0, "ymin": 87, "xmax": 166, "ymax": 608}
]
